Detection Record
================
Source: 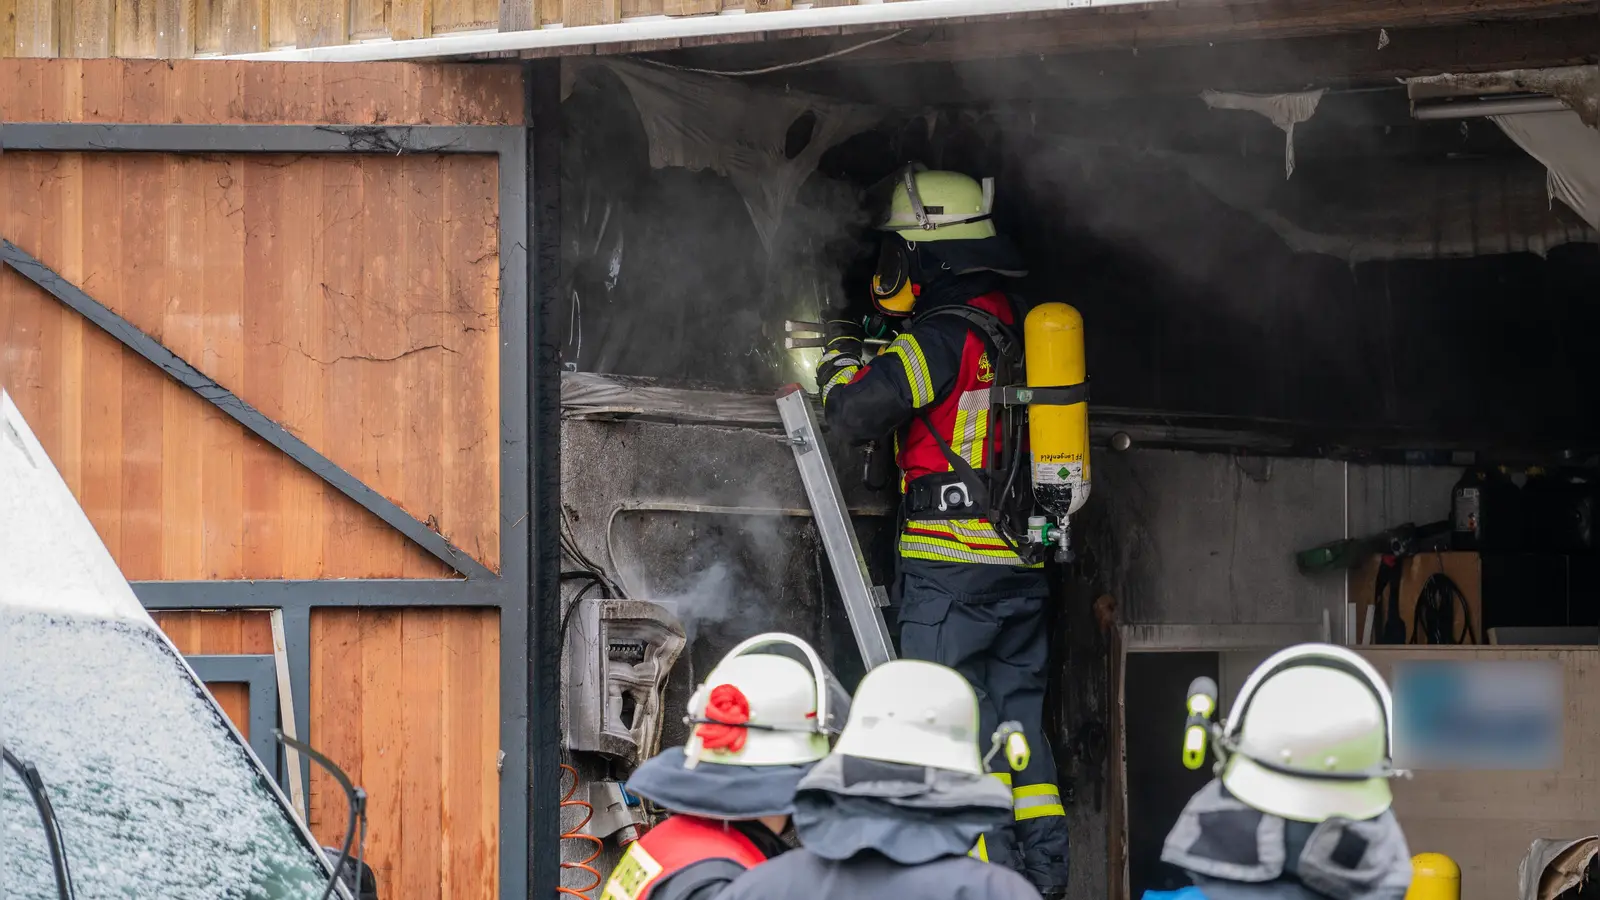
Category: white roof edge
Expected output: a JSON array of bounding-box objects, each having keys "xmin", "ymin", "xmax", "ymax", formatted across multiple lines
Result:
[
  {"xmin": 0, "ymin": 390, "xmax": 153, "ymax": 624},
  {"xmin": 221, "ymin": 0, "xmax": 1151, "ymax": 62}
]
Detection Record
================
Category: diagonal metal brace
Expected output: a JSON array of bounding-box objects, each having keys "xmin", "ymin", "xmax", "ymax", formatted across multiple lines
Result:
[{"xmin": 0, "ymin": 238, "xmax": 495, "ymax": 581}]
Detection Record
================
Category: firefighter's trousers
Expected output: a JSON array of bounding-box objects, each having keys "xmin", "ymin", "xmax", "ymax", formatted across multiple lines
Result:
[{"xmin": 896, "ymin": 557, "xmax": 1070, "ymax": 894}]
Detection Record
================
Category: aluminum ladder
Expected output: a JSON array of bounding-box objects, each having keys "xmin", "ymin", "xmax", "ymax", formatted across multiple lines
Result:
[{"xmin": 776, "ymin": 386, "xmax": 896, "ymax": 670}]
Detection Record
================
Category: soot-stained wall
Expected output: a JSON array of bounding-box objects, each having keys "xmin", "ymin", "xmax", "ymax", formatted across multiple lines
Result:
[{"xmin": 1077, "ymin": 451, "xmax": 1459, "ymax": 628}]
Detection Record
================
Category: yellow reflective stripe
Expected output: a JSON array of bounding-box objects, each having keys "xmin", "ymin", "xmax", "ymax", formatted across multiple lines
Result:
[
  {"xmin": 1013, "ymin": 783, "xmax": 1066, "ymax": 821},
  {"xmin": 820, "ymin": 364, "xmax": 859, "ymax": 404},
  {"xmin": 602, "ymin": 841, "xmax": 663, "ymax": 900},
  {"xmin": 969, "ymin": 834, "xmax": 989, "ymax": 862},
  {"xmin": 903, "ymin": 523, "xmax": 1014, "ymax": 548},
  {"xmin": 899, "ymin": 535, "xmax": 1023, "ymax": 566},
  {"xmin": 882, "ymin": 334, "xmax": 934, "ymax": 408},
  {"xmin": 971, "ymin": 394, "xmax": 989, "ymax": 467},
  {"xmin": 1015, "ymin": 803, "xmax": 1067, "ymax": 821},
  {"xmin": 913, "ymin": 518, "xmax": 1011, "ymax": 543},
  {"xmin": 899, "ymin": 542, "xmax": 1043, "ymax": 569},
  {"xmin": 951, "ymin": 388, "xmax": 988, "ymax": 469},
  {"xmin": 990, "ymin": 772, "xmax": 1013, "ymax": 787}
]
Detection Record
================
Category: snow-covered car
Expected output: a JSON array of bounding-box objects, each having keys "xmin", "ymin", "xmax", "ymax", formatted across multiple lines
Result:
[{"xmin": 0, "ymin": 390, "xmax": 363, "ymax": 900}]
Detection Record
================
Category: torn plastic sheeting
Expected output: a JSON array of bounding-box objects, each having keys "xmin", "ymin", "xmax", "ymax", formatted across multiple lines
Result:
[
  {"xmin": 1201, "ymin": 89, "xmax": 1325, "ymax": 180},
  {"xmin": 1491, "ymin": 111, "xmax": 1600, "ymax": 231},
  {"xmin": 560, "ymin": 371, "xmax": 785, "ymax": 427},
  {"xmin": 587, "ymin": 58, "xmax": 882, "ymax": 254},
  {"xmin": 1164, "ymin": 145, "xmax": 1594, "ymax": 261},
  {"xmin": 1025, "ymin": 134, "xmax": 1595, "ymax": 263}
]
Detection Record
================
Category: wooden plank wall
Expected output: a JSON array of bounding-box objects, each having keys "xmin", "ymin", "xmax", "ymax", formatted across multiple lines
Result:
[
  {"xmin": 155, "ymin": 609, "xmax": 276, "ymax": 732},
  {"xmin": 311, "ymin": 608, "xmax": 501, "ymax": 898},
  {"xmin": 149, "ymin": 607, "xmax": 503, "ymax": 898},
  {"xmin": 0, "ymin": 0, "xmax": 863, "ymax": 53},
  {"xmin": 1362, "ymin": 647, "xmax": 1600, "ymax": 900},
  {"xmin": 0, "ymin": 61, "xmax": 516, "ymax": 579},
  {"xmin": 0, "ymin": 60, "xmax": 518, "ymax": 900}
]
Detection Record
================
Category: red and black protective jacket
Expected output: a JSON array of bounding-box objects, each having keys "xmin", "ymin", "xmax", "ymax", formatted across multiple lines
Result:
[
  {"xmin": 601, "ymin": 815, "xmax": 772, "ymax": 900},
  {"xmin": 821, "ymin": 291, "xmax": 1036, "ymax": 567}
]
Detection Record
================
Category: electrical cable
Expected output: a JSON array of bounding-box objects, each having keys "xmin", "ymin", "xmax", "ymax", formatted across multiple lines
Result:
[
  {"xmin": 3, "ymin": 745, "xmax": 74, "ymax": 900},
  {"xmin": 1411, "ymin": 571, "xmax": 1477, "ymax": 645},
  {"xmin": 552, "ymin": 576, "xmax": 607, "ymax": 899},
  {"xmin": 275, "ymin": 730, "xmax": 367, "ymax": 900},
  {"xmin": 1373, "ymin": 556, "xmax": 1407, "ymax": 645},
  {"xmin": 637, "ymin": 29, "xmax": 910, "ymax": 78},
  {"xmin": 562, "ymin": 506, "xmax": 623, "ymax": 599},
  {"xmin": 560, "ymin": 573, "xmax": 607, "ymax": 649},
  {"xmin": 558, "ymin": 763, "xmax": 604, "ymax": 899}
]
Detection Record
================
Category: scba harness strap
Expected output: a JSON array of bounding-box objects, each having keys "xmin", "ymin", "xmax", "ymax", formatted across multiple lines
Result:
[{"xmin": 900, "ymin": 299, "xmax": 1090, "ymax": 564}]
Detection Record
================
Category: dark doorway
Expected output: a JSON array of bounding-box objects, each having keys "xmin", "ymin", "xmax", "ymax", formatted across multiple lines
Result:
[{"xmin": 1125, "ymin": 652, "xmax": 1220, "ymax": 900}]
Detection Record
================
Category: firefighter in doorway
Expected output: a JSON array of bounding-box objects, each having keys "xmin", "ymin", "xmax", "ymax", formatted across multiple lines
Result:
[
  {"xmin": 601, "ymin": 634, "xmax": 850, "ymax": 900},
  {"xmin": 814, "ymin": 166, "xmax": 1069, "ymax": 896},
  {"xmin": 716, "ymin": 659, "xmax": 1043, "ymax": 900},
  {"xmin": 1151, "ymin": 644, "xmax": 1415, "ymax": 900}
]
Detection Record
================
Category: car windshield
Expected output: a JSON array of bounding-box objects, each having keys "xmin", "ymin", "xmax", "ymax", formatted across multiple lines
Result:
[{"xmin": 1, "ymin": 607, "xmax": 334, "ymax": 899}]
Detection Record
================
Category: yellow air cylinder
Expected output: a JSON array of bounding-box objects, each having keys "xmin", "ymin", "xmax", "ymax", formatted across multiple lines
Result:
[
  {"xmin": 1024, "ymin": 302, "xmax": 1090, "ymax": 517},
  {"xmin": 1404, "ymin": 853, "xmax": 1461, "ymax": 900}
]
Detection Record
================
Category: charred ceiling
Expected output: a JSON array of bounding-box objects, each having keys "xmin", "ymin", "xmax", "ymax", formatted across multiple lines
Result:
[
  {"xmin": 561, "ymin": 18, "xmax": 1600, "ymax": 459},
  {"xmin": 639, "ymin": 3, "xmax": 1600, "ymax": 80}
]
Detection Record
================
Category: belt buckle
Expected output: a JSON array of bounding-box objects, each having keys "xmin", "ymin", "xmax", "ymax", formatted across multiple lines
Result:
[{"xmin": 937, "ymin": 482, "xmax": 972, "ymax": 514}]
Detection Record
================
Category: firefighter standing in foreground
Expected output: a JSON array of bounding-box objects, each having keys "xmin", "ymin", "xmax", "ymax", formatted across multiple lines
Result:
[
  {"xmin": 1153, "ymin": 644, "xmax": 1414, "ymax": 900},
  {"xmin": 717, "ymin": 658, "xmax": 1044, "ymax": 900},
  {"xmin": 601, "ymin": 634, "xmax": 848, "ymax": 900},
  {"xmin": 815, "ymin": 167, "xmax": 1071, "ymax": 895}
]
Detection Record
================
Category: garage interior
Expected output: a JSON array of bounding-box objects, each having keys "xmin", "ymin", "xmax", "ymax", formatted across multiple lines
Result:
[{"xmin": 552, "ymin": 8, "xmax": 1600, "ymax": 900}]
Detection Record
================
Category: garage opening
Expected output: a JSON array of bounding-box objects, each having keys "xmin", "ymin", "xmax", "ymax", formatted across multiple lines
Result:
[{"xmin": 551, "ymin": 18, "xmax": 1600, "ymax": 900}]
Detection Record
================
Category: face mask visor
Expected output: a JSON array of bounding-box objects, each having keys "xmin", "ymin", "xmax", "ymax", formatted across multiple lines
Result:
[{"xmin": 871, "ymin": 238, "xmax": 917, "ymax": 317}]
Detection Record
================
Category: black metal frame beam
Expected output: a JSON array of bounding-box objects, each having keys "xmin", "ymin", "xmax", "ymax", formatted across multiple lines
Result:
[
  {"xmin": 0, "ymin": 239, "xmax": 493, "ymax": 581},
  {"xmin": 525, "ymin": 59, "xmax": 563, "ymax": 900},
  {"xmin": 187, "ymin": 653, "xmax": 281, "ymax": 782},
  {"xmin": 0, "ymin": 120, "xmax": 534, "ymax": 900}
]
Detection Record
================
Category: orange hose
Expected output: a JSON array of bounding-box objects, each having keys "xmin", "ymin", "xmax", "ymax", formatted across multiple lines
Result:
[{"xmin": 559, "ymin": 764, "xmax": 604, "ymax": 899}]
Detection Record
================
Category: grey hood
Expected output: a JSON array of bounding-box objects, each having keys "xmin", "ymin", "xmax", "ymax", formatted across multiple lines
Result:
[
  {"xmin": 1163, "ymin": 779, "xmax": 1413, "ymax": 900},
  {"xmin": 626, "ymin": 747, "xmax": 816, "ymax": 819},
  {"xmin": 792, "ymin": 754, "xmax": 1013, "ymax": 866}
]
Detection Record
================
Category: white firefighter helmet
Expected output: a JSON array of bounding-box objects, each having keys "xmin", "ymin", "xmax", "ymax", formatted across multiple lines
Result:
[
  {"xmin": 831, "ymin": 659, "xmax": 985, "ymax": 776},
  {"xmin": 1220, "ymin": 643, "xmax": 1399, "ymax": 823},
  {"xmin": 682, "ymin": 633, "xmax": 847, "ymax": 769}
]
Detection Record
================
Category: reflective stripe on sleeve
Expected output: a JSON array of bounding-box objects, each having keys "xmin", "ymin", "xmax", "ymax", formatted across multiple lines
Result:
[
  {"xmin": 1013, "ymin": 783, "xmax": 1066, "ymax": 821},
  {"xmin": 881, "ymin": 334, "xmax": 934, "ymax": 408},
  {"xmin": 820, "ymin": 364, "xmax": 859, "ymax": 404}
]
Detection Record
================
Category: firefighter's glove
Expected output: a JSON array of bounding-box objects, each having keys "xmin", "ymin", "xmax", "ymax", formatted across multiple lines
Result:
[
  {"xmin": 824, "ymin": 316, "xmax": 866, "ymax": 360},
  {"xmin": 816, "ymin": 315, "xmax": 865, "ymax": 398}
]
